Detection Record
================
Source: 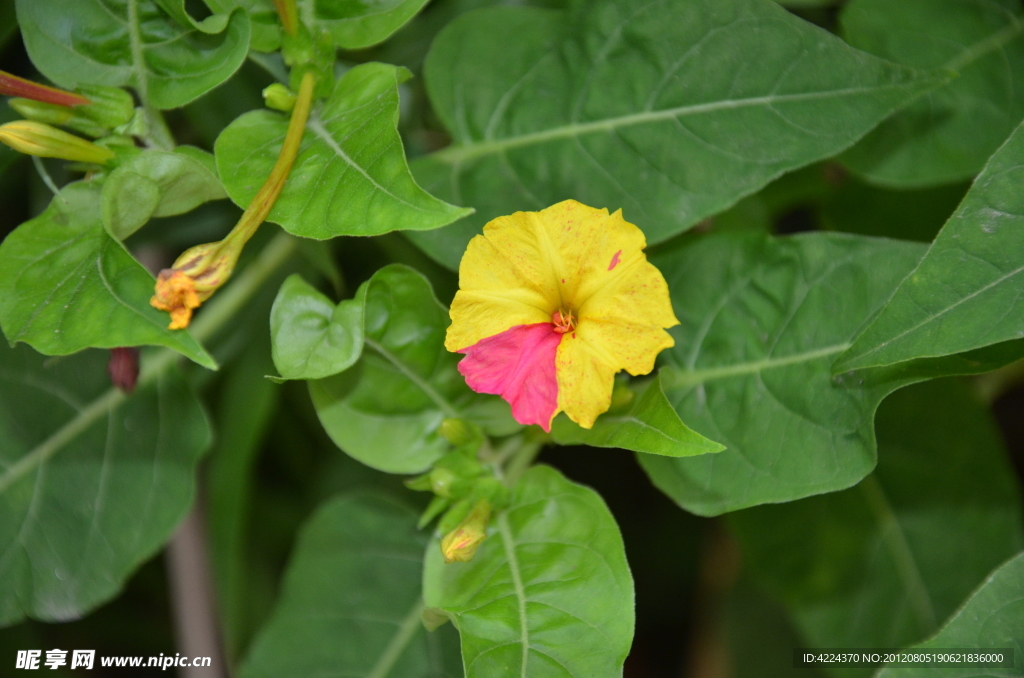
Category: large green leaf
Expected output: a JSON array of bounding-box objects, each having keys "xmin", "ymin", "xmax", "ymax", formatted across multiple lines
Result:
[
  {"xmin": 638, "ymin": 232, "xmax": 927, "ymax": 515},
  {"xmin": 299, "ymin": 0, "xmax": 432, "ymax": 49},
  {"xmin": 423, "ymin": 465, "xmax": 634, "ymax": 678},
  {"xmin": 837, "ymin": 119, "xmax": 1024, "ymax": 373},
  {"xmin": 0, "ymin": 342, "xmax": 211, "ymax": 625},
  {"xmin": 840, "ymin": 0, "xmax": 1024, "ymax": 187},
  {"xmin": 240, "ymin": 493, "xmax": 460, "ymax": 678},
  {"xmin": 306, "ymin": 265, "xmax": 517, "ymax": 474},
  {"xmin": 730, "ymin": 379, "xmax": 1023, "ymax": 674},
  {"xmin": 877, "ymin": 552, "xmax": 1024, "ymax": 678},
  {"xmin": 102, "ymin": 147, "xmax": 227, "ymax": 240},
  {"xmin": 405, "ymin": 0, "xmax": 944, "ymax": 269},
  {"xmin": 216, "ymin": 62, "xmax": 470, "ymax": 240},
  {"xmin": 550, "ymin": 373, "xmax": 725, "ymax": 458},
  {"xmin": 16, "ymin": 0, "xmax": 250, "ymax": 110},
  {"xmin": 0, "ymin": 183, "xmax": 216, "ymax": 369}
]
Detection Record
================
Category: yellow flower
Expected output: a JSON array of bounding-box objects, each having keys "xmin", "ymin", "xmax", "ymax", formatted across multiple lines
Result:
[
  {"xmin": 150, "ymin": 241, "xmax": 239, "ymax": 330},
  {"xmin": 445, "ymin": 200, "xmax": 678, "ymax": 430}
]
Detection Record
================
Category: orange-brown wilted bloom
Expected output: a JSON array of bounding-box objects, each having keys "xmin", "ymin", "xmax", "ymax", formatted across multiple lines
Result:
[
  {"xmin": 440, "ymin": 499, "xmax": 491, "ymax": 564},
  {"xmin": 0, "ymin": 121, "xmax": 113, "ymax": 164},
  {"xmin": 150, "ymin": 71, "xmax": 317, "ymax": 330}
]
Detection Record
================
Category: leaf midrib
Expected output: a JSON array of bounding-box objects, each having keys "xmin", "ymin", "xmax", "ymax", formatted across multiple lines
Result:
[
  {"xmin": 661, "ymin": 343, "xmax": 851, "ymax": 390},
  {"xmin": 431, "ymin": 84, "xmax": 926, "ymax": 164},
  {"xmin": 498, "ymin": 513, "xmax": 530, "ymax": 678}
]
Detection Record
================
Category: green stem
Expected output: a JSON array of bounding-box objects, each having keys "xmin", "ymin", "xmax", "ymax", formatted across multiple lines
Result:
[
  {"xmin": 0, "ymin": 233, "xmax": 299, "ymax": 497},
  {"xmin": 503, "ymin": 441, "xmax": 542, "ymax": 486},
  {"xmin": 273, "ymin": 0, "xmax": 300, "ymax": 36},
  {"xmin": 366, "ymin": 599, "xmax": 426, "ymax": 678}
]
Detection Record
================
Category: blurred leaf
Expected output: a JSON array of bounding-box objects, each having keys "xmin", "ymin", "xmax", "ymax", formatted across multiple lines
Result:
[
  {"xmin": 0, "ymin": 343, "xmax": 211, "ymax": 625},
  {"xmin": 840, "ymin": 0, "xmax": 1024, "ymax": 187},
  {"xmin": 406, "ymin": 0, "xmax": 944, "ymax": 269},
  {"xmin": 838, "ymin": 119, "xmax": 1024, "ymax": 374},
  {"xmin": 102, "ymin": 147, "xmax": 227, "ymax": 240},
  {"xmin": 153, "ymin": 0, "xmax": 230, "ymax": 32},
  {"xmin": 639, "ymin": 232, "xmax": 924, "ymax": 515},
  {"xmin": 876, "ymin": 552, "xmax": 1024, "ymax": 678},
  {"xmin": 551, "ymin": 373, "xmax": 725, "ymax": 457},
  {"xmin": 0, "ymin": 183, "xmax": 216, "ymax": 369},
  {"xmin": 306, "ymin": 264, "xmax": 517, "ymax": 474},
  {"xmin": 270, "ymin": 274, "xmax": 364, "ymax": 381},
  {"xmin": 731, "ymin": 379, "xmax": 1023, "ymax": 672},
  {"xmin": 16, "ymin": 0, "xmax": 250, "ymax": 109},
  {"xmin": 240, "ymin": 493, "xmax": 461, "ymax": 678},
  {"xmin": 307, "ymin": 0, "xmax": 433, "ymax": 50},
  {"xmin": 206, "ymin": 336, "xmax": 279, "ymax": 663},
  {"xmin": 206, "ymin": 0, "xmax": 281, "ymax": 52},
  {"xmin": 423, "ymin": 465, "xmax": 633, "ymax": 678},
  {"xmin": 216, "ymin": 62, "xmax": 470, "ymax": 240}
]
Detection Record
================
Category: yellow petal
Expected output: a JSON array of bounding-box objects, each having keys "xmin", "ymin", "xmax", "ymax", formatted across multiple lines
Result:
[
  {"xmin": 555, "ymin": 331, "xmax": 617, "ymax": 429},
  {"xmin": 445, "ymin": 218, "xmax": 556, "ymax": 351}
]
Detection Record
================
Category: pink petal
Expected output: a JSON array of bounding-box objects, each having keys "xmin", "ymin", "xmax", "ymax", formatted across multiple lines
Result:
[{"xmin": 457, "ymin": 323, "xmax": 561, "ymax": 431}]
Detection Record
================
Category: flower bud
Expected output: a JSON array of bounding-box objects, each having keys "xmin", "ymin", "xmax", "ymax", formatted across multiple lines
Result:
[
  {"xmin": 74, "ymin": 85, "xmax": 134, "ymax": 129},
  {"xmin": 0, "ymin": 70, "xmax": 90, "ymax": 107},
  {"xmin": 439, "ymin": 417, "xmax": 473, "ymax": 446},
  {"xmin": 0, "ymin": 121, "xmax": 114, "ymax": 164},
  {"xmin": 263, "ymin": 83, "xmax": 296, "ymax": 112},
  {"xmin": 440, "ymin": 499, "xmax": 491, "ymax": 564}
]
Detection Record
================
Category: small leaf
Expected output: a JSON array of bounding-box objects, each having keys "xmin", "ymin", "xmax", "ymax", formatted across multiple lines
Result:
[
  {"xmin": 302, "ymin": 0, "xmax": 433, "ymax": 50},
  {"xmin": 731, "ymin": 379, "xmax": 1024, "ymax": 662},
  {"xmin": 840, "ymin": 0, "xmax": 1024, "ymax": 187},
  {"xmin": 102, "ymin": 148, "xmax": 227, "ymax": 240},
  {"xmin": 551, "ymin": 372, "xmax": 724, "ymax": 457},
  {"xmin": 406, "ymin": 0, "xmax": 945, "ymax": 269},
  {"xmin": 270, "ymin": 274, "xmax": 365, "ymax": 380},
  {"xmin": 216, "ymin": 62, "xmax": 471, "ymax": 240},
  {"xmin": 0, "ymin": 183, "xmax": 216, "ymax": 369},
  {"xmin": 239, "ymin": 493, "xmax": 461, "ymax": 678},
  {"xmin": 837, "ymin": 118, "xmax": 1024, "ymax": 373},
  {"xmin": 16, "ymin": 0, "xmax": 250, "ymax": 109},
  {"xmin": 876, "ymin": 552, "xmax": 1024, "ymax": 678},
  {"xmin": 205, "ymin": 0, "xmax": 281, "ymax": 52},
  {"xmin": 306, "ymin": 265, "xmax": 518, "ymax": 474},
  {"xmin": 0, "ymin": 343, "xmax": 211, "ymax": 625},
  {"xmin": 423, "ymin": 465, "xmax": 634, "ymax": 678}
]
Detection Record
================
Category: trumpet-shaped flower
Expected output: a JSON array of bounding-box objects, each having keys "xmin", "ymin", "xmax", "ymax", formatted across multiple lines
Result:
[{"xmin": 445, "ymin": 200, "xmax": 678, "ymax": 431}]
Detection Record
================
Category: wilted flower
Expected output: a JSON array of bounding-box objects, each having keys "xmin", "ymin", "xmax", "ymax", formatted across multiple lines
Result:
[
  {"xmin": 445, "ymin": 200, "xmax": 678, "ymax": 431},
  {"xmin": 440, "ymin": 499, "xmax": 491, "ymax": 564}
]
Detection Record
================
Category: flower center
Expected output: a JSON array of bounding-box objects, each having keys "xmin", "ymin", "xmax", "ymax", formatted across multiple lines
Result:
[{"xmin": 552, "ymin": 308, "xmax": 577, "ymax": 334}]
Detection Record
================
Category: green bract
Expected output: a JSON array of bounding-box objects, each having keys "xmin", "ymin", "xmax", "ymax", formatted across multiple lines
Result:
[
  {"xmin": 216, "ymin": 62, "xmax": 471, "ymax": 240},
  {"xmin": 16, "ymin": 0, "xmax": 251, "ymax": 109},
  {"xmin": 406, "ymin": 0, "xmax": 945, "ymax": 269}
]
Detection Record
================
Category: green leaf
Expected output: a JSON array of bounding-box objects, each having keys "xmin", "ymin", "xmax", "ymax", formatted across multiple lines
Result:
[
  {"xmin": 0, "ymin": 183, "xmax": 216, "ymax": 369},
  {"xmin": 299, "ymin": 0, "xmax": 433, "ymax": 50},
  {"xmin": 837, "ymin": 119, "xmax": 1024, "ymax": 373},
  {"xmin": 240, "ymin": 493, "xmax": 461, "ymax": 678},
  {"xmin": 16, "ymin": 0, "xmax": 250, "ymax": 109},
  {"xmin": 216, "ymin": 62, "xmax": 471, "ymax": 240},
  {"xmin": 270, "ymin": 274, "xmax": 365, "ymax": 381},
  {"xmin": 102, "ymin": 147, "xmax": 227, "ymax": 240},
  {"xmin": 153, "ymin": 0, "xmax": 230, "ymax": 32},
  {"xmin": 205, "ymin": 0, "xmax": 281, "ymax": 52},
  {"xmin": 406, "ymin": 0, "xmax": 945, "ymax": 269},
  {"xmin": 730, "ymin": 379, "xmax": 1023, "ymax": 669},
  {"xmin": 639, "ymin": 232, "xmax": 927, "ymax": 515},
  {"xmin": 0, "ymin": 342, "xmax": 211, "ymax": 625},
  {"xmin": 423, "ymin": 465, "xmax": 634, "ymax": 678},
  {"xmin": 877, "ymin": 552, "xmax": 1024, "ymax": 678},
  {"xmin": 840, "ymin": 0, "xmax": 1024, "ymax": 187},
  {"xmin": 307, "ymin": 264, "xmax": 517, "ymax": 474},
  {"xmin": 551, "ymin": 372, "xmax": 724, "ymax": 457}
]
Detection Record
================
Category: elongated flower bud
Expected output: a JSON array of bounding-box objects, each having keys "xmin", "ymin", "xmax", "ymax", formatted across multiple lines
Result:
[
  {"xmin": 0, "ymin": 121, "xmax": 113, "ymax": 164},
  {"xmin": 9, "ymin": 99, "xmax": 107, "ymax": 138},
  {"xmin": 0, "ymin": 70, "xmax": 90, "ymax": 107},
  {"xmin": 440, "ymin": 499, "xmax": 491, "ymax": 564}
]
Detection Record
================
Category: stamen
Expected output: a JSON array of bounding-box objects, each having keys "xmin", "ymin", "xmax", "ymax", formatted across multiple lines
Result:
[{"xmin": 552, "ymin": 308, "xmax": 577, "ymax": 334}]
